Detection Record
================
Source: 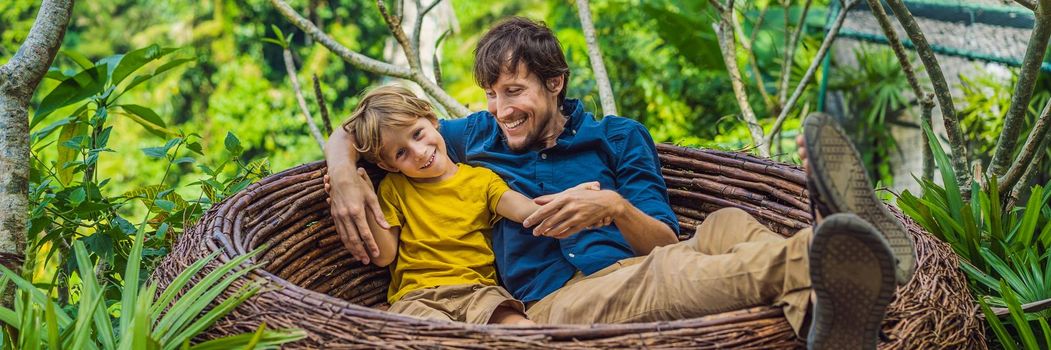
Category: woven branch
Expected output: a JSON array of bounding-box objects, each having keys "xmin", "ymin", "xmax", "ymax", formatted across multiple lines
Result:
[{"xmin": 152, "ymin": 145, "xmax": 984, "ymax": 349}]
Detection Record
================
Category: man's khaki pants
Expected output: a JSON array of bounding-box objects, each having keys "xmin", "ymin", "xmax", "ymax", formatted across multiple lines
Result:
[{"xmin": 526, "ymin": 207, "xmax": 813, "ymax": 334}]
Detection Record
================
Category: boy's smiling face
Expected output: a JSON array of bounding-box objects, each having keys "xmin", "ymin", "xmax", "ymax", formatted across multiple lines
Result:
[{"xmin": 376, "ymin": 116, "xmax": 456, "ymax": 182}]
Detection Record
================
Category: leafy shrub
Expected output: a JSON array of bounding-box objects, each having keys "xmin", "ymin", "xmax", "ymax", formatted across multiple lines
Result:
[{"xmin": 898, "ymin": 121, "xmax": 1051, "ymax": 349}]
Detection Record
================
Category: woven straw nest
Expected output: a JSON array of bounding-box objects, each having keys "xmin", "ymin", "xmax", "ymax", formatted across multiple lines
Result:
[{"xmin": 152, "ymin": 144, "xmax": 985, "ymax": 349}]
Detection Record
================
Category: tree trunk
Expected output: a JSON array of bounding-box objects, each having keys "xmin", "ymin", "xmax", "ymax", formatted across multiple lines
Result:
[
  {"xmin": 0, "ymin": 0, "xmax": 74, "ymax": 300},
  {"xmin": 576, "ymin": 0, "xmax": 617, "ymax": 117}
]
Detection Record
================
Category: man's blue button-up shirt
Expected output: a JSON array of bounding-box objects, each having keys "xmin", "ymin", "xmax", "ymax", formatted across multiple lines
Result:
[{"xmin": 439, "ymin": 99, "xmax": 680, "ymax": 302}]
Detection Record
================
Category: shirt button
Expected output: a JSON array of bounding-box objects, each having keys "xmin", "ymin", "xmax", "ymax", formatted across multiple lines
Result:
[
  {"xmin": 568, "ymin": 253, "xmax": 576, "ymax": 258},
  {"xmin": 541, "ymin": 153, "xmax": 547, "ymax": 160}
]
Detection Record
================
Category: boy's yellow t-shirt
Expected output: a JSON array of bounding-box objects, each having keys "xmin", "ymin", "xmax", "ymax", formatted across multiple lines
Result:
[{"xmin": 378, "ymin": 163, "xmax": 510, "ymax": 303}]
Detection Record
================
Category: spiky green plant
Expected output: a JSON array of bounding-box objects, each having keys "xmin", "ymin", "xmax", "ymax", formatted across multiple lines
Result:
[{"xmin": 0, "ymin": 217, "xmax": 304, "ymax": 349}]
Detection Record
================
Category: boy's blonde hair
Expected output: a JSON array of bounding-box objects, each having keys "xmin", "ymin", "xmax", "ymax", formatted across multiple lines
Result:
[{"xmin": 341, "ymin": 85, "xmax": 438, "ymax": 164}]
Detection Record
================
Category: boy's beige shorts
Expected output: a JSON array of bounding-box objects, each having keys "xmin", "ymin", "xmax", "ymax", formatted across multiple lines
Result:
[{"xmin": 388, "ymin": 283, "xmax": 525, "ymax": 324}]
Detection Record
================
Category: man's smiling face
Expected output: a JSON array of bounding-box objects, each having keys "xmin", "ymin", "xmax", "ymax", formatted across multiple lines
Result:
[{"xmin": 484, "ymin": 63, "xmax": 565, "ymax": 152}]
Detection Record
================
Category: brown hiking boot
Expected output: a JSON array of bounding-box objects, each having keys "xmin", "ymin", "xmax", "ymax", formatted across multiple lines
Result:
[
  {"xmin": 808, "ymin": 213, "xmax": 896, "ymax": 350},
  {"xmin": 803, "ymin": 112, "xmax": 916, "ymax": 285}
]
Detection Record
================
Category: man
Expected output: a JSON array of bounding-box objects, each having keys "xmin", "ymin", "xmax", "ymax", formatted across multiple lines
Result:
[{"xmin": 325, "ymin": 17, "xmax": 914, "ymax": 349}]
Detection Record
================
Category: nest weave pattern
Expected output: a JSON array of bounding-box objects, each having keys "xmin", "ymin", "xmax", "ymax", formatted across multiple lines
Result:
[{"xmin": 152, "ymin": 144, "xmax": 985, "ymax": 349}]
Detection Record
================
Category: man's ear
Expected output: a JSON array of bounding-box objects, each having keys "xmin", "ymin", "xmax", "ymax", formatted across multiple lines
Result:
[{"xmin": 545, "ymin": 75, "xmax": 564, "ymax": 94}]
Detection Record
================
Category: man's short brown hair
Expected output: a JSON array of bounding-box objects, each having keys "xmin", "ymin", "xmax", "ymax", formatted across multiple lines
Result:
[
  {"xmin": 341, "ymin": 85, "xmax": 438, "ymax": 164},
  {"xmin": 474, "ymin": 17, "xmax": 570, "ymax": 107}
]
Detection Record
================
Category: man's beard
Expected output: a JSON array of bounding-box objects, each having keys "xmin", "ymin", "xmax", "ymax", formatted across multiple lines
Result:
[{"xmin": 506, "ymin": 130, "xmax": 539, "ymax": 152}]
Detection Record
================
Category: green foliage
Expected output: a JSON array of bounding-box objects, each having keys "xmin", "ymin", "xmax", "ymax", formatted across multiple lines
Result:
[
  {"xmin": 955, "ymin": 71, "xmax": 1051, "ymax": 174},
  {"xmin": 898, "ymin": 121, "xmax": 1051, "ymax": 347},
  {"xmin": 829, "ymin": 45, "xmax": 911, "ymax": 187},
  {"xmin": 27, "ymin": 45, "xmax": 272, "ymax": 322},
  {"xmin": 0, "ymin": 219, "xmax": 304, "ymax": 349}
]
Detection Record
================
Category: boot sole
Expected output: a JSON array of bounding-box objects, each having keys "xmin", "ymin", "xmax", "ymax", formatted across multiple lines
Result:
[
  {"xmin": 803, "ymin": 113, "xmax": 916, "ymax": 285},
  {"xmin": 808, "ymin": 214, "xmax": 896, "ymax": 350}
]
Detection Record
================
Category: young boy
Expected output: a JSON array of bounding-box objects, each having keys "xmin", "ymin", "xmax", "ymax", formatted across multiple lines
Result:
[{"xmin": 341, "ymin": 85, "xmax": 595, "ymax": 325}]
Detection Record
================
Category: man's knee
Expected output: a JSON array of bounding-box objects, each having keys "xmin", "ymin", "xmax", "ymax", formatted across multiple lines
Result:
[{"xmin": 707, "ymin": 207, "xmax": 751, "ymax": 223}]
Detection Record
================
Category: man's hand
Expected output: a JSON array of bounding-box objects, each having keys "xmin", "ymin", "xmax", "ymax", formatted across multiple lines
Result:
[
  {"xmin": 523, "ymin": 186, "xmax": 622, "ymax": 239},
  {"xmin": 323, "ymin": 167, "xmax": 388, "ymax": 264}
]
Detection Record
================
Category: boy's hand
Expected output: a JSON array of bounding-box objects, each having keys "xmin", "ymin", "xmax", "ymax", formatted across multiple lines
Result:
[{"xmin": 323, "ymin": 166, "xmax": 386, "ymax": 264}]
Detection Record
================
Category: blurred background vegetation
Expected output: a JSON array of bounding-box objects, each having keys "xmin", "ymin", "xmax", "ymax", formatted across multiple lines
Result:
[{"xmin": 4, "ymin": 0, "xmax": 1051, "ymax": 347}]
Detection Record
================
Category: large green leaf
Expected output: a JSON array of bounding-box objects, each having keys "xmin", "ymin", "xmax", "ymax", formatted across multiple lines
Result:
[
  {"xmin": 118, "ymin": 104, "xmax": 177, "ymax": 138},
  {"xmin": 111, "ymin": 45, "xmax": 178, "ymax": 86},
  {"xmin": 55, "ymin": 117, "xmax": 87, "ymax": 186},
  {"xmin": 1002, "ymin": 280, "xmax": 1041, "ymax": 349},
  {"xmin": 33, "ymin": 64, "xmax": 107, "ymax": 127},
  {"xmin": 73, "ymin": 241, "xmax": 116, "ymax": 349},
  {"xmin": 120, "ymin": 57, "xmax": 194, "ymax": 96},
  {"xmin": 979, "ymin": 295, "xmax": 1020, "ymax": 350}
]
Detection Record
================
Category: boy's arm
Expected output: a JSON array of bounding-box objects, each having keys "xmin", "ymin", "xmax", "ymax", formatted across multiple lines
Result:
[
  {"xmin": 366, "ymin": 212, "xmax": 400, "ymax": 267},
  {"xmin": 496, "ymin": 182, "xmax": 601, "ymax": 224},
  {"xmin": 495, "ymin": 190, "xmax": 540, "ymax": 224}
]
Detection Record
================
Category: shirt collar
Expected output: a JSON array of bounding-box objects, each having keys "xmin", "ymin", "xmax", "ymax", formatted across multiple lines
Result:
[{"xmin": 560, "ymin": 99, "xmax": 587, "ymax": 137}]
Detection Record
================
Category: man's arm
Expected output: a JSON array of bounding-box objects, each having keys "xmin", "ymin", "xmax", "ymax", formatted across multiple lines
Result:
[
  {"xmin": 525, "ymin": 190, "xmax": 676, "ymax": 255},
  {"xmin": 523, "ymin": 121, "xmax": 679, "ymax": 256},
  {"xmin": 324, "ymin": 127, "xmax": 388, "ymax": 264}
]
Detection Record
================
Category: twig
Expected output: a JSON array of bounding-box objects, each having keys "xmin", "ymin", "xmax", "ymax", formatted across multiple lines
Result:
[
  {"xmin": 885, "ymin": 0, "xmax": 971, "ymax": 187},
  {"xmin": 777, "ymin": 0, "xmax": 814, "ymax": 107},
  {"xmin": 1006, "ymin": 124, "xmax": 1051, "ymax": 209},
  {"xmin": 1014, "ymin": 0, "xmax": 1038, "ymax": 11},
  {"xmin": 713, "ymin": 0, "xmax": 769, "ymax": 157},
  {"xmin": 576, "ymin": 0, "xmax": 618, "ymax": 116},
  {"xmin": 376, "ymin": 0, "xmax": 419, "ymax": 72},
  {"xmin": 864, "ymin": 0, "xmax": 935, "ymax": 181},
  {"xmin": 269, "ymin": 0, "xmax": 470, "ymax": 116},
  {"xmin": 988, "ymin": 0, "xmax": 1051, "ymax": 178},
  {"xmin": 433, "ymin": 29, "xmax": 451, "ymax": 88},
  {"xmin": 283, "ymin": 48, "xmax": 326, "ymax": 150},
  {"xmin": 766, "ymin": 0, "xmax": 857, "ymax": 146},
  {"xmin": 733, "ymin": 11, "xmax": 774, "ymax": 112},
  {"xmin": 312, "ymin": 74, "xmax": 333, "ymax": 136},
  {"xmin": 991, "ymin": 296, "xmax": 1051, "ymax": 317},
  {"xmin": 411, "ymin": 0, "xmax": 442, "ymax": 68},
  {"xmin": 1001, "ymin": 96, "xmax": 1051, "ymax": 192}
]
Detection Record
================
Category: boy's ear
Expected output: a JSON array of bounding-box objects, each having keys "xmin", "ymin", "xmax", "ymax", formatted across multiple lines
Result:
[{"xmin": 375, "ymin": 161, "xmax": 399, "ymax": 173}]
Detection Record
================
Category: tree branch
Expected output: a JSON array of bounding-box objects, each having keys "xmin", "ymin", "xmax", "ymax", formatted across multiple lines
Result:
[
  {"xmin": 313, "ymin": 75, "xmax": 333, "ymax": 136},
  {"xmin": 377, "ymin": 0, "xmax": 421, "ymax": 73},
  {"xmin": 988, "ymin": 0, "xmax": 1051, "ymax": 178},
  {"xmin": 885, "ymin": 0, "xmax": 970, "ymax": 186},
  {"xmin": 1006, "ymin": 123, "xmax": 1051, "ymax": 209},
  {"xmin": 865, "ymin": 0, "xmax": 935, "ymax": 181},
  {"xmin": 1000, "ymin": 96, "xmax": 1051, "ymax": 192},
  {"xmin": 411, "ymin": 0, "xmax": 442, "ymax": 66},
  {"xmin": 281, "ymin": 48, "xmax": 326, "ymax": 149},
  {"xmin": 576, "ymin": 0, "xmax": 618, "ymax": 116},
  {"xmin": 766, "ymin": 0, "xmax": 857, "ymax": 145},
  {"xmin": 714, "ymin": 1, "xmax": 769, "ymax": 157},
  {"xmin": 777, "ymin": 0, "xmax": 814, "ymax": 107},
  {"xmin": 733, "ymin": 11, "xmax": 774, "ymax": 112},
  {"xmin": 1015, "ymin": 0, "xmax": 1038, "ymax": 11},
  {"xmin": 270, "ymin": 0, "xmax": 410, "ymax": 79},
  {"xmin": 269, "ymin": 0, "xmax": 470, "ymax": 116},
  {"xmin": 0, "ymin": 0, "xmax": 74, "ymax": 302}
]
